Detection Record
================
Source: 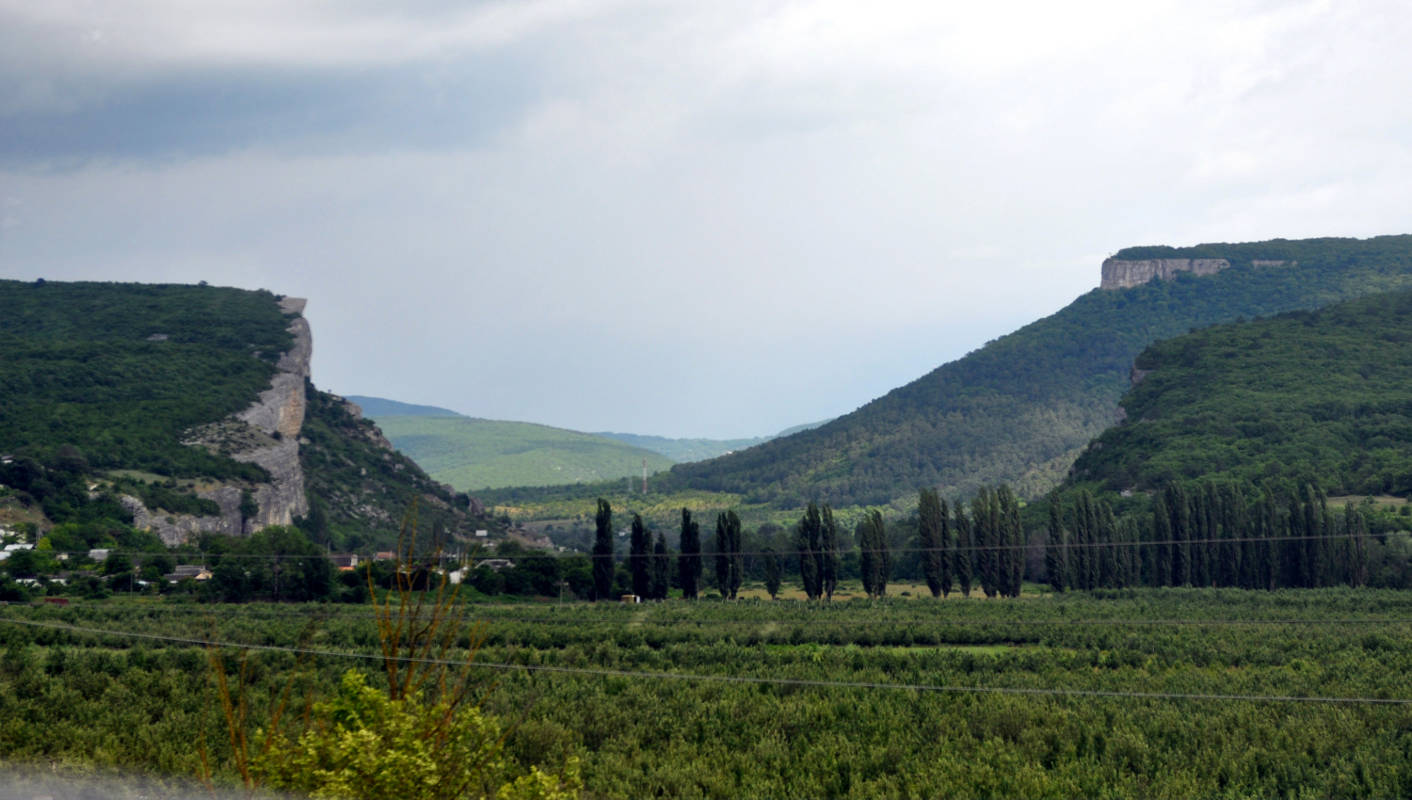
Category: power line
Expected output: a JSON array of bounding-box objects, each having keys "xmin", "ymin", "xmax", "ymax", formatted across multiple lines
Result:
[{"xmin": 3, "ymin": 616, "xmax": 1408, "ymax": 707}]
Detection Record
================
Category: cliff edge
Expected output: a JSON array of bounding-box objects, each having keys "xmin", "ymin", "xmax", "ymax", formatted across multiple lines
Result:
[{"xmin": 126, "ymin": 296, "xmax": 312, "ymax": 545}]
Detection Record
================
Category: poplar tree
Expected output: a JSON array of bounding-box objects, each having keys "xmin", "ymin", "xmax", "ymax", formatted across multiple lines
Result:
[
  {"xmin": 726, "ymin": 510, "xmax": 744, "ymax": 600},
  {"xmin": 592, "ymin": 499, "xmax": 614, "ymax": 600},
  {"xmin": 1151, "ymin": 489, "xmax": 1172, "ymax": 587},
  {"xmin": 714, "ymin": 512, "xmax": 731, "ymax": 598},
  {"xmin": 998, "ymin": 486, "xmax": 1024, "ymax": 597},
  {"xmin": 629, "ymin": 513, "xmax": 651, "ymax": 599},
  {"xmin": 919, "ymin": 487, "xmax": 947, "ymax": 597},
  {"xmin": 858, "ymin": 510, "xmax": 890, "ymax": 599},
  {"xmin": 796, "ymin": 503, "xmax": 823, "ymax": 600},
  {"xmin": 971, "ymin": 488, "xmax": 995, "ymax": 597},
  {"xmin": 954, "ymin": 500, "xmax": 974, "ymax": 597},
  {"xmin": 714, "ymin": 510, "xmax": 743, "ymax": 599},
  {"xmin": 678, "ymin": 508, "xmax": 701, "ymax": 599},
  {"xmin": 650, "ymin": 533, "xmax": 670, "ymax": 600},
  {"xmin": 1046, "ymin": 493, "xmax": 1068, "ymax": 592},
  {"xmin": 762, "ymin": 547, "xmax": 782, "ymax": 599},
  {"xmin": 821, "ymin": 505, "xmax": 840, "ymax": 601}
]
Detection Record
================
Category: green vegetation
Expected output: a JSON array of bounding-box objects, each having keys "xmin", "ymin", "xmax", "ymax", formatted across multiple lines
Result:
[
  {"xmin": 299, "ymin": 387, "xmax": 494, "ymax": 550},
  {"xmin": 0, "ymin": 279, "xmax": 292, "ymax": 481},
  {"xmin": 593, "ymin": 431, "xmax": 767, "ymax": 462},
  {"xmin": 370, "ymin": 415, "xmax": 674, "ymax": 490},
  {"xmin": 655, "ymin": 235, "xmax": 1412, "ymax": 508},
  {"xmin": 343, "ymin": 395, "xmax": 464, "ymax": 417},
  {"xmin": 1070, "ymin": 288, "xmax": 1412, "ymax": 496},
  {"xmin": 9, "ymin": 591, "xmax": 1412, "ymax": 797}
]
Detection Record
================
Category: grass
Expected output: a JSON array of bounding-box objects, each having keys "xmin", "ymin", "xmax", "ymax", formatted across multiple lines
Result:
[{"xmin": 368, "ymin": 415, "xmax": 675, "ymax": 490}]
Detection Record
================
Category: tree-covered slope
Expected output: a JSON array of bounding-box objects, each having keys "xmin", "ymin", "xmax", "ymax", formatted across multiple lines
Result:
[
  {"xmin": 1068, "ymin": 288, "xmax": 1412, "ymax": 497},
  {"xmin": 0, "ymin": 280, "xmax": 291, "ymax": 480},
  {"xmin": 663, "ymin": 235, "xmax": 1412, "ymax": 507},
  {"xmin": 369, "ymin": 415, "xmax": 675, "ymax": 490},
  {"xmin": 0, "ymin": 280, "xmax": 491, "ymax": 548},
  {"xmin": 593, "ymin": 422, "xmax": 829, "ymax": 463},
  {"xmin": 298, "ymin": 389, "xmax": 489, "ymax": 548}
]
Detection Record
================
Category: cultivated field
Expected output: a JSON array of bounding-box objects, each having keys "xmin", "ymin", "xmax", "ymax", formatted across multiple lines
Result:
[{"xmin": 4, "ymin": 589, "xmax": 1412, "ymax": 797}]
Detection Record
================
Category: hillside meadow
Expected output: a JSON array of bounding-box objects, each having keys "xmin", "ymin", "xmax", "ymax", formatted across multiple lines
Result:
[{"xmin": 4, "ymin": 588, "xmax": 1412, "ymax": 797}]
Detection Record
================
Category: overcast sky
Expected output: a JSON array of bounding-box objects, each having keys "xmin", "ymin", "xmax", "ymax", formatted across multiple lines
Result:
[{"xmin": 2, "ymin": 0, "xmax": 1410, "ymax": 438}]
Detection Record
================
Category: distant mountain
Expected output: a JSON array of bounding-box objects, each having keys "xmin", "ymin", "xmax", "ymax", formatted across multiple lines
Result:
[
  {"xmin": 659, "ymin": 235, "xmax": 1412, "ymax": 507},
  {"xmin": 344, "ymin": 395, "xmax": 464, "ymax": 418},
  {"xmin": 592, "ymin": 432, "xmax": 769, "ymax": 462},
  {"xmin": 1067, "ymin": 288, "xmax": 1412, "ymax": 496},
  {"xmin": 362, "ymin": 413, "xmax": 675, "ymax": 491},
  {"xmin": 591, "ymin": 421, "xmax": 829, "ymax": 463}
]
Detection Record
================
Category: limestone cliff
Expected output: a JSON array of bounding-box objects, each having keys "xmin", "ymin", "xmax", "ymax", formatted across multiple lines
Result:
[
  {"xmin": 129, "ymin": 296, "xmax": 312, "ymax": 545},
  {"xmin": 1100, "ymin": 258, "xmax": 1230, "ymax": 290},
  {"xmin": 1100, "ymin": 257, "xmax": 1294, "ymax": 290}
]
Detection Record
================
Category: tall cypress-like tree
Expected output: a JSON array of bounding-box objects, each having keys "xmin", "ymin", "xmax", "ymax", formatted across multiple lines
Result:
[
  {"xmin": 1169, "ymin": 484, "xmax": 1191, "ymax": 587},
  {"xmin": 1046, "ymin": 493, "xmax": 1068, "ymax": 592},
  {"xmin": 919, "ymin": 488, "xmax": 946, "ymax": 598},
  {"xmin": 678, "ymin": 508, "xmax": 701, "ymax": 599},
  {"xmin": 650, "ymin": 532, "xmax": 670, "ymax": 600},
  {"xmin": 762, "ymin": 547, "xmax": 782, "ymax": 599},
  {"xmin": 796, "ymin": 502, "xmax": 823, "ymax": 600},
  {"xmin": 997, "ymin": 486, "xmax": 1024, "ymax": 597},
  {"xmin": 714, "ymin": 512, "xmax": 731, "ymax": 598},
  {"xmin": 858, "ymin": 510, "xmax": 890, "ymax": 599},
  {"xmin": 1096, "ymin": 497, "xmax": 1117, "ymax": 590},
  {"xmin": 977, "ymin": 488, "xmax": 999, "ymax": 595},
  {"xmin": 592, "ymin": 499, "xmax": 614, "ymax": 601},
  {"xmin": 821, "ymin": 505, "xmax": 840, "ymax": 601},
  {"xmin": 726, "ymin": 510, "xmax": 743, "ymax": 600},
  {"xmin": 629, "ymin": 513, "xmax": 651, "ymax": 599},
  {"xmin": 954, "ymin": 500, "xmax": 974, "ymax": 597},
  {"xmin": 1151, "ymin": 489, "xmax": 1172, "ymax": 587}
]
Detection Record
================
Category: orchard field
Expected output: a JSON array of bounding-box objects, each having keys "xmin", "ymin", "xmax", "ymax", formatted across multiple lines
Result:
[{"xmin": 4, "ymin": 588, "xmax": 1412, "ymax": 798}]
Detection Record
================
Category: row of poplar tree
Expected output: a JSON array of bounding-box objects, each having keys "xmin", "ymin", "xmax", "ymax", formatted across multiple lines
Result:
[
  {"xmin": 1046, "ymin": 481, "xmax": 1371, "ymax": 591},
  {"xmin": 586, "ymin": 478, "xmax": 1373, "ymax": 601}
]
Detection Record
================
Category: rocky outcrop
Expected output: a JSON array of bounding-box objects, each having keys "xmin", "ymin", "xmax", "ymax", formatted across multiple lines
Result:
[
  {"xmin": 229, "ymin": 296, "xmax": 311, "ymax": 529},
  {"xmin": 120, "ymin": 489, "xmax": 244, "ymax": 546},
  {"xmin": 1101, "ymin": 258, "xmax": 1230, "ymax": 290},
  {"xmin": 128, "ymin": 297, "xmax": 312, "ymax": 545}
]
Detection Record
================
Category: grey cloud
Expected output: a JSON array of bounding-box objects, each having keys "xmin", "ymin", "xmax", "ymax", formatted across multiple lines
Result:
[{"xmin": 0, "ymin": 56, "xmax": 545, "ymax": 164}]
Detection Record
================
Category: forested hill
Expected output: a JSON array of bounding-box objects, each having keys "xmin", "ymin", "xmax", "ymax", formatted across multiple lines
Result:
[
  {"xmin": 0, "ymin": 280, "xmax": 488, "ymax": 549},
  {"xmin": 663, "ymin": 235, "xmax": 1412, "ymax": 507},
  {"xmin": 1068, "ymin": 288, "xmax": 1412, "ymax": 496}
]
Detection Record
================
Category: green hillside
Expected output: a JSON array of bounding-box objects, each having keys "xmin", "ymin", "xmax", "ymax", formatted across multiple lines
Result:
[
  {"xmin": 0, "ymin": 280, "xmax": 490, "ymax": 548},
  {"xmin": 594, "ymin": 420, "xmax": 829, "ymax": 463},
  {"xmin": 370, "ymin": 415, "xmax": 675, "ymax": 490},
  {"xmin": 343, "ymin": 395, "xmax": 463, "ymax": 418},
  {"xmin": 656, "ymin": 235, "xmax": 1412, "ymax": 507},
  {"xmin": 0, "ymin": 280, "xmax": 290, "ymax": 480},
  {"xmin": 593, "ymin": 431, "xmax": 767, "ymax": 462},
  {"xmin": 1068, "ymin": 288, "xmax": 1412, "ymax": 496}
]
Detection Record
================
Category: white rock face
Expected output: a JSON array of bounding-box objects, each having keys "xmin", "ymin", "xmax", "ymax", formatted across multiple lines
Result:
[
  {"xmin": 1100, "ymin": 258, "xmax": 1231, "ymax": 290},
  {"xmin": 128, "ymin": 297, "xmax": 312, "ymax": 545}
]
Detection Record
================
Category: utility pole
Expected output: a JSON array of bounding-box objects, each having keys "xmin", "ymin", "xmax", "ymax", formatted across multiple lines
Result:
[{"xmin": 642, "ymin": 458, "xmax": 647, "ymax": 494}]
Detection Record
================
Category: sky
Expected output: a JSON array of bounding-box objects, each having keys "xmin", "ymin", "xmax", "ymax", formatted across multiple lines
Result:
[{"xmin": 2, "ymin": 0, "xmax": 1411, "ymax": 438}]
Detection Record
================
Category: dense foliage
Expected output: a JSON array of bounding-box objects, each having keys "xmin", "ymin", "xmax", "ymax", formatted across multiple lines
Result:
[
  {"xmin": 658, "ymin": 235, "xmax": 1412, "ymax": 507},
  {"xmin": 9, "ymin": 592, "xmax": 1412, "ymax": 797},
  {"xmin": 1070, "ymin": 288, "xmax": 1412, "ymax": 495},
  {"xmin": 0, "ymin": 280, "xmax": 292, "ymax": 481},
  {"xmin": 299, "ymin": 385, "xmax": 497, "ymax": 550}
]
